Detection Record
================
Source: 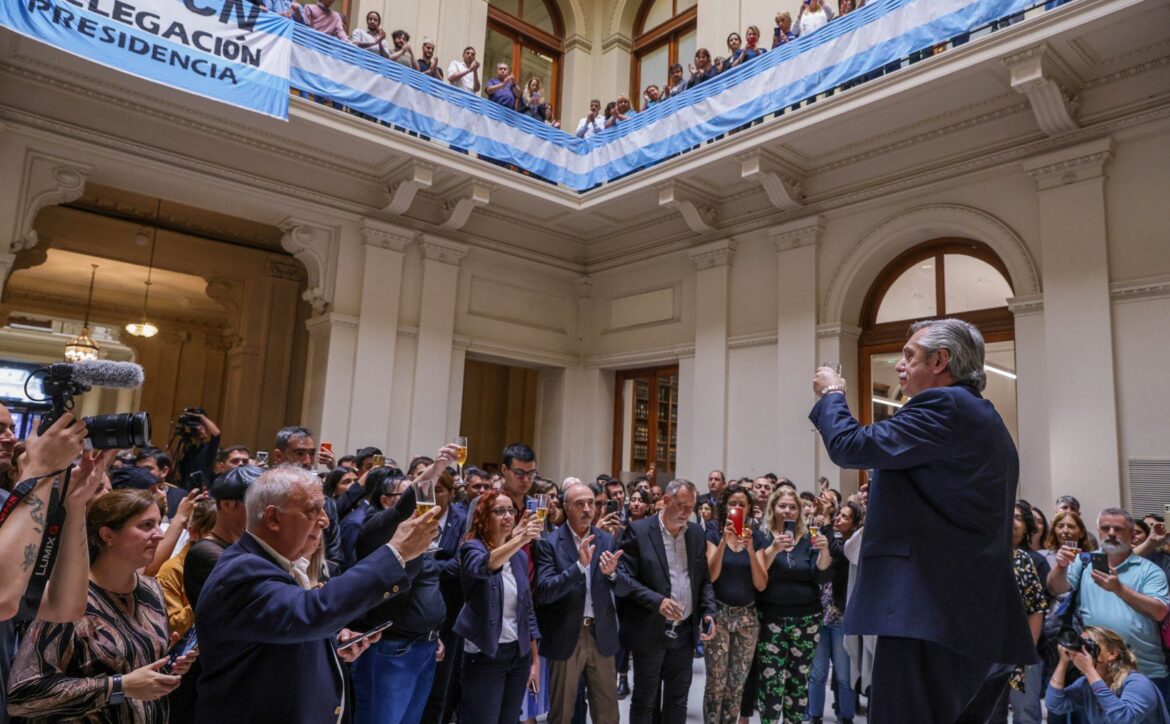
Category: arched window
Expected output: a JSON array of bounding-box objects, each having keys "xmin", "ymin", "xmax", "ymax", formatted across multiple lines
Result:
[
  {"xmin": 859, "ymin": 239, "xmax": 1018, "ymax": 437},
  {"xmin": 485, "ymin": 0, "xmax": 564, "ymax": 113},
  {"xmin": 631, "ymin": 0, "xmax": 697, "ymax": 110}
]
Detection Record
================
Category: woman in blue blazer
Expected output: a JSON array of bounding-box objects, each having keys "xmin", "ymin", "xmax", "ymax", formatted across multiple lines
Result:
[{"xmin": 456, "ymin": 492, "xmax": 544, "ymax": 724}]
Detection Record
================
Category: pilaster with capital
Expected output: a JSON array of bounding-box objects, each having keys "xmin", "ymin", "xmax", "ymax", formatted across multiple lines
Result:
[
  {"xmin": 348, "ymin": 221, "xmax": 416, "ymax": 452},
  {"xmin": 408, "ymin": 235, "xmax": 470, "ymax": 456},
  {"xmin": 687, "ymin": 239, "xmax": 735, "ymax": 475},
  {"xmin": 1022, "ymin": 138, "xmax": 1120, "ymax": 513},
  {"xmin": 773, "ymin": 217, "xmax": 824, "ymax": 490}
]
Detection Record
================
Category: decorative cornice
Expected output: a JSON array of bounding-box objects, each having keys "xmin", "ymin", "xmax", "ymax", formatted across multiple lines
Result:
[
  {"xmin": 1006, "ymin": 45, "xmax": 1081, "ymax": 138},
  {"xmin": 659, "ymin": 181, "xmax": 716, "ymax": 234},
  {"xmin": 439, "ymin": 180, "xmax": 493, "ymax": 231},
  {"xmin": 383, "ymin": 160, "xmax": 435, "ymax": 216},
  {"xmin": 280, "ymin": 220, "xmax": 337, "ymax": 315},
  {"xmin": 1022, "ymin": 137, "xmax": 1114, "ymax": 190},
  {"xmin": 10, "ymin": 152, "xmax": 89, "ymax": 252},
  {"xmin": 688, "ymin": 239, "xmax": 736, "ymax": 271},
  {"xmin": 585, "ymin": 344, "xmax": 695, "ymax": 369},
  {"xmin": 601, "ymin": 33, "xmax": 631, "ymax": 54},
  {"xmin": 452, "ymin": 336, "xmax": 578, "ymax": 368},
  {"xmin": 1007, "ymin": 293, "xmax": 1044, "ymax": 316},
  {"xmin": 563, "ymin": 34, "xmax": 593, "ymax": 54},
  {"xmin": 816, "ymin": 323, "xmax": 862, "ymax": 340},
  {"xmin": 359, "ymin": 219, "xmax": 416, "ymax": 251},
  {"xmin": 739, "ymin": 149, "xmax": 804, "ymax": 211},
  {"xmin": 1110, "ymin": 274, "xmax": 1170, "ymax": 304},
  {"xmin": 305, "ymin": 312, "xmax": 360, "ymax": 335},
  {"xmin": 419, "ymin": 235, "xmax": 469, "ymax": 266},
  {"xmin": 727, "ymin": 331, "xmax": 778, "ymax": 350},
  {"xmin": 770, "ymin": 216, "xmax": 825, "ymax": 251}
]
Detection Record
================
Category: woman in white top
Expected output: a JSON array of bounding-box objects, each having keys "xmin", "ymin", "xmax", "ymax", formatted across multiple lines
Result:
[{"xmin": 794, "ymin": 0, "xmax": 836, "ymax": 38}]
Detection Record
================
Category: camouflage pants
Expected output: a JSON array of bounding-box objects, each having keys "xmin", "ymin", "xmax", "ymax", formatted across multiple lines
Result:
[{"xmin": 702, "ymin": 603, "xmax": 759, "ymax": 724}]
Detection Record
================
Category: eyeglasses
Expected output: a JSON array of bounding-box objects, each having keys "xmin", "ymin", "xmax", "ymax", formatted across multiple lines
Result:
[
  {"xmin": 490, "ymin": 507, "xmax": 516, "ymax": 518},
  {"xmin": 507, "ymin": 467, "xmax": 539, "ymax": 480}
]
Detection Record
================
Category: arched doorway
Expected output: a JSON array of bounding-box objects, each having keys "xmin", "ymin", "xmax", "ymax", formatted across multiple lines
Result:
[{"xmin": 858, "ymin": 239, "xmax": 1018, "ymax": 436}]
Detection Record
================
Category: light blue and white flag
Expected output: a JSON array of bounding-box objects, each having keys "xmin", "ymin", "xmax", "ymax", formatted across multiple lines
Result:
[
  {"xmin": 290, "ymin": 0, "xmax": 1037, "ymax": 189},
  {"xmin": 1, "ymin": 0, "xmax": 293, "ymax": 118}
]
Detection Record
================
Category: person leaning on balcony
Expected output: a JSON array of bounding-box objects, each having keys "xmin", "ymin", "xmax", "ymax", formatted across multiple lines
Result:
[
  {"xmin": 448, "ymin": 47, "xmax": 482, "ymax": 94},
  {"xmin": 794, "ymin": 0, "xmax": 836, "ymax": 38},
  {"xmin": 300, "ymin": 0, "xmax": 351, "ymax": 43},
  {"xmin": 486, "ymin": 62, "xmax": 521, "ymax": 110},
  {"xmin": 388, "ymin": 29, "xmax": 416, "ymax": 69},
  {"xmin": 351, "ymin": 11, "xmax": 389, "ymax": 58},
  {"xmin": 772, "ymin": 12, "xmax": 796, "ymax": 48},
  {"xmin": 686, "ymin": 48, "xmax": 718, "ymax": 90},
  {"xmin": 575, "ymin": 98, "xmax": 605, "ymax": 139}
]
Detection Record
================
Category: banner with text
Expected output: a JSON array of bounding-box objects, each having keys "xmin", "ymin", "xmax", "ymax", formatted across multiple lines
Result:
[{"xmin": 0, "ymin": 0, "xmax": 293, "ymax": 118}]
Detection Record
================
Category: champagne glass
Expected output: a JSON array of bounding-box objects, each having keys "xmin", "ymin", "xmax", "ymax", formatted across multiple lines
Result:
[
  {"xmin": 415, "ymin": 477, "xmax": 438, "ymax": 551},
  {"xmin": 664, "ymin": 597, "xmax": 682, "ymax": 639},
  {"xmin": 808, "ymin": 517, "xmax": 820, "ymax": 540},
  {"xmin": 534, "ymin": 493, "xmax": 549, "ymax": 523},
  {"xmin": 455, "ymin": 436, "xmax": 469, "ymax": 482}
]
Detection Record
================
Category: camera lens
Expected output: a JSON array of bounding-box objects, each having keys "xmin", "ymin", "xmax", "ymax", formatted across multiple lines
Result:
[{"xmin": 84, "ymin": 412, "xmax": 152, "ymax": 450}]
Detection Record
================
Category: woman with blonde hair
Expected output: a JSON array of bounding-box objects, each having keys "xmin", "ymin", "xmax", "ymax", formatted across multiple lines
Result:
[
  {"xmin": 754, "ymin": 487, "xmax": 832, "ymax": 724},
  {"xmin": 1046, "ymin": 510, "xmax": 1097, "ymax": 554},
  {"xmin": 1047, "ymin": 626, "xmax": 1170, "ymax": 722}
]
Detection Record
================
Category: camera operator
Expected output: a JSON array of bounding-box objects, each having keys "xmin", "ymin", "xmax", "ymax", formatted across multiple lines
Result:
[
  {"xmin": 1046, "ymin": 626, "xmax": 1170, "ymax": 721},
  {"xmin": 0, "ymin": 404, "xmax": 111, "ymax": 623},
  {"xmin": 173, "ymin": 408, "xmax": 221, "ymax": 489}
]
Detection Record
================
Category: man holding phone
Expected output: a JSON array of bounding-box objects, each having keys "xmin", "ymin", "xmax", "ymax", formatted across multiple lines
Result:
[
  {"xmin": 1048, "ymin": 507, "xmax": 1170, "ymax": 697},
  {"xmin": 810, "ymin": 319, "xmax": 1033, "ymax": 722}
]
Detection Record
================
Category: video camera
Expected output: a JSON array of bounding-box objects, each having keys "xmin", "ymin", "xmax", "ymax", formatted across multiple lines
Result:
[
  {"xmin": 29, "ymin": 360, "xmax": 151, "ymax": 450},
  {"xmin": 175, "ymin": 406, "xmax": 206, "ymax": 439}
]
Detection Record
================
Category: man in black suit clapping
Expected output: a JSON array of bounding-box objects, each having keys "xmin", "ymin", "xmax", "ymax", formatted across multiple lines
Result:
[{"xmin": 619, "ymin": 478, "xmax": 717, "ymax": 724}]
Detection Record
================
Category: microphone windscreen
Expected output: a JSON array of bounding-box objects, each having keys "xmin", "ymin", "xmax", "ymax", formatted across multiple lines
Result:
[{"xmin": 69, "ymin": 360, "xmax": 145, "ymax": 389}]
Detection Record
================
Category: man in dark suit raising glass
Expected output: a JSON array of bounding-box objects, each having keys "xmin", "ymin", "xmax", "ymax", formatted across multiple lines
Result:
[{"xmin": 810, "ymin": 318, "xmax": 1036, "ymax": 723}]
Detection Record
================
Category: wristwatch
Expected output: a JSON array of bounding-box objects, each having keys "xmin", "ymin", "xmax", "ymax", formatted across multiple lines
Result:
[{"xmin": 109, "ymin": 674, "xmax": 125, "ymax": 706}]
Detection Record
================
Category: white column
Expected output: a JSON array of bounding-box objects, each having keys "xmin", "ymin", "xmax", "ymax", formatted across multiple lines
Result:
[
  {"xmin": 1022, "ymin": 138, "xmax": 1121, "ymax": 515},
  {"xmin": 688, "ymin": 240, "xmax": 735, "ymax": 477},
  {"xmin": 696, "ymin": 0, "xmax": 741, "ymax": 58},
  {"xmin": 600, "ymin": 34, "xmax": 631, "ymax": 105},
  {"xmin": 302, "ymin": 313, "xmax": 360, "ymax": 452},
  {"xmin": 347, "ymin": 222, "xmax": 414, "ymax": 452},
  {"xmin": 772, "ymin": 217, "xmax": 823, "ymax": 489},
  {"xmin": 407, "ymin": 235, "xmax": 468, "ymax": 457},
  {"xmin": 815, "ymin": 323, "xmax": 862, "ymax": 493},
  {"xmin": 561, "ymin": 36, "xmax": 593, "ymax": 137},
  {"xmin": 1009, "ymin": 294, "xmax": 1051, "ymax": 506}
]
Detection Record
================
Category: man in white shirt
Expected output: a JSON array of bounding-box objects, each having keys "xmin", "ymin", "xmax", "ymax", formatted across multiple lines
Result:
[
  {"xmin": 447, "ymin": 46, "xmax": 481, "ymax": 94},
  {"xmin": 575, "ymin": 99, "xmax": 604, "ymax": 139}
]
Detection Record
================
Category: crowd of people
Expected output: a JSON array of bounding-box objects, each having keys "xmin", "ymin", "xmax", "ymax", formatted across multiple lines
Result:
[{"xmin": 0, "ymin": 398, "xmax": 1168, "ymax": 722}]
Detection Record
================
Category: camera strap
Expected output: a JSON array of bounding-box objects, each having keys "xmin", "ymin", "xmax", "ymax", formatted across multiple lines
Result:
[
  {"xmin": 9, "ymin": 468, "xmax": 73, "ymax": 622},
  {"xmin": 0, "ymin": 468, "xmax": 67, "ymax": 528}
]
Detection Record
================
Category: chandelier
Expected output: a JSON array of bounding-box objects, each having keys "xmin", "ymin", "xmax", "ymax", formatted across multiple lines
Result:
[
  {"xmin": 64, "ymin": 264, "xmax": 101, "ymax": 362},
  {"xmin": 126, "ymin": 199, "xmax": 161, "ymax": 338}
]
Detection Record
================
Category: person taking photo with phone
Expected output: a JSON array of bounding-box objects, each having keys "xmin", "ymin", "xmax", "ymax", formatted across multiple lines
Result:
[
  {"xmin": 1048, "ymin": 508, "xmax": 1170, "ymax": 700},
  {"xmin": 753, "ymin": 487, "xmax": 831, "ymax": 724},
  {"xmin": 703, "ymin": 484, "xmax": 766, "ymax": 724}
]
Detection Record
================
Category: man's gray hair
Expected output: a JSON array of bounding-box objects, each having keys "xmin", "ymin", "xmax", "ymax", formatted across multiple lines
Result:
[
  {"xmin": 1098, "ymin": 507, "xmax": 1135, "ymax": 530},
  {"xmin": 562, "ymin": 479, "xmax": 593, "ymax": 500},
  {"xmin": 908, "ymin": 318, "xmax": 987, "ymax": 392},
  {"xmin": 664, "ymin": 478, "xmax": 697, "ymax": 497},
  {"xmin": 245, "ymin": 464, "xmax": 319, "ymax": 527},
  {"xmin": 274, "ymin": 425, "xmax": 312, "ymax": 452}
]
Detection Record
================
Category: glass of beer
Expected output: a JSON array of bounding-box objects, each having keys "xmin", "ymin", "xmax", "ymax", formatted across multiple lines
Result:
[{"xmin": 455, "ymin": 436, "xmax": 469, "ymax": 481}]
